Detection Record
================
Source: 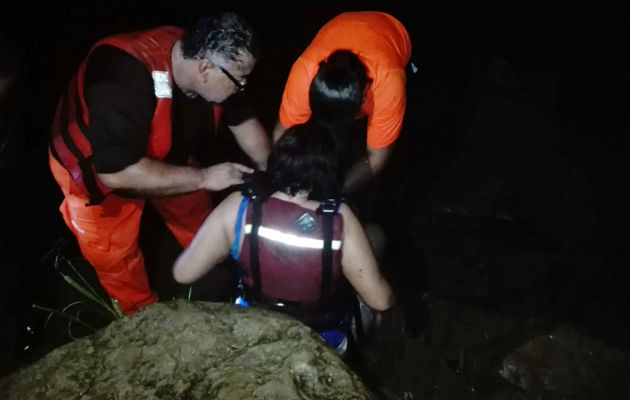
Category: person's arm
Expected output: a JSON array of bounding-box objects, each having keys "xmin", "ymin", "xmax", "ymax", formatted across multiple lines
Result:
[
  {"xmin": 339, "ymin": 203, "xmax": 395, "ymax": 310},
  {"xmin": 343, "ymin": 144, "xmax": 393, "ymax": 194},
  {"xmin": 342, "ymin": 68, "xmax": 406, "ymax": 193},
  {"xmin": 173, "ymin": 191, "xmax": 243, "ymax": 284},
  {"xmin": 84, "ymin": 46, "xmax": 255, "ymax": 197},
  {"xmin": 272, "ymin": 120, "xmax": 289, "ymax": 143},
  {"xmin": 97, "ymin": 157, "xmax": 252, "ymax": 197},
  {"xmin": 229, "ymin": 117, "xmax": 270, "ymax": 170}
]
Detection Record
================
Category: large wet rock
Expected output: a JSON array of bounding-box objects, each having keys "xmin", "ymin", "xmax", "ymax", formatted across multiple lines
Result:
[
  {"xmin": 0, "ymin": 300, "xmax": 370, "ymax": 399},
  {"xmin": 499, "ymin": 325, "xmax": 629, "ymax": 399},
  {"xmin": 372, "ymin": 297, "xmax": 628, "ymax": 400}
]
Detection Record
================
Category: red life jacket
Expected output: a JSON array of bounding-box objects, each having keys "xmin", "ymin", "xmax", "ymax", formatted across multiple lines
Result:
[
  {"xmin": 239, "ymin": 197, "xmax": 349, "ymax": 309},
  {"xmin": 50, "ymin": 26, "xmax": 222, "ymax": 205}
]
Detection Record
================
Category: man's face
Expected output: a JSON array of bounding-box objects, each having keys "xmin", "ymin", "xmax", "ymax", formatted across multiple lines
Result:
[{"xmin": 196, "ymin": 52, "xmax": 256, "ymax": 103}]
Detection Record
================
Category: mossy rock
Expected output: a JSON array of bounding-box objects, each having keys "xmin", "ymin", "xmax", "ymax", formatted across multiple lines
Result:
[{"xmin": 0, "ymin": 300, "xmax": 370, "ymax": 399}]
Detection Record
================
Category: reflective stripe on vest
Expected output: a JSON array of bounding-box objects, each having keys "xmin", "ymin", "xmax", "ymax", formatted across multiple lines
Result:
[
  {"xmin": 244, "ymin": 224, "xmax": 342, "ymax": 250},
  {"xmin": 239, "ymin": 197, "xmax": 344, "ymax": 307}
]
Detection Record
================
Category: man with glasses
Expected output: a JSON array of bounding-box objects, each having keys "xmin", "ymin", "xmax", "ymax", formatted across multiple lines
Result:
[
  {"xmin": 49, "ymin": 13, "xmax": 270, "ymax": 314},
  {"xmin": 219, "ymin": 66, "xmax": 247, "ymax": 93}
]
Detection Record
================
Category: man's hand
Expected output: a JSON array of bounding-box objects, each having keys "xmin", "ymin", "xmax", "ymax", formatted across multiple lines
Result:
[{"xmin": 201, "ymin": 162, "xmax": 253, "ymax": 191}]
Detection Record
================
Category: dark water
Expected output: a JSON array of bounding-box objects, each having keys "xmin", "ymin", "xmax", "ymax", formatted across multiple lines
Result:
[{"xmin": 1, "ymin": 2, "xmax": 628, "ymax": 392}]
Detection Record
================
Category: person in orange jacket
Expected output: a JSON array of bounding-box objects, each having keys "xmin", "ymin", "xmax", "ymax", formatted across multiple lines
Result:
[
  {"xmin": 49, "ymin": 13, "xmax": 270, "ymax": 314},
  {"xmin": 273, "ymin": 11, "xmax": 412, "ymax": 194}
]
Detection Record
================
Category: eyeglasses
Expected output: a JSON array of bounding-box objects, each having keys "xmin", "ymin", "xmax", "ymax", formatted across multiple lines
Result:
[{"xmin": 219, "ymin": 67, "xmax": 247, "ymax": 92}]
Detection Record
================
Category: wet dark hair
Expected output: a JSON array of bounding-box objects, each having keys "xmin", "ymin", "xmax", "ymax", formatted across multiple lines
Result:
[
  {"xmin": 268, "ymin": 121, "xmax": 342, "ymax": 200},
  {"xmin": 180, "ymin": 13, "xmax": 260, "ymax": 64},
  {"xmin": 309, "ymin": 50, "xmax": 370, "ymax": 128}
]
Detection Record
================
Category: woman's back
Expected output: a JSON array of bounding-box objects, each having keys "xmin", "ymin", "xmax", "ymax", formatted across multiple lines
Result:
[
  {"xmin": 173, "ymin": 121, "xmax": 395, "ymax": 344},
  {"xmin": 235, "ymin": 193, "xmax": 346, "ymax": 308}
]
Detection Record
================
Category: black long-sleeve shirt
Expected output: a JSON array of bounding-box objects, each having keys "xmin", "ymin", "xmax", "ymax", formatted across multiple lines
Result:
[{"xmin": 84, "ymin": 45, "xmax": 254, "ymax": 173}]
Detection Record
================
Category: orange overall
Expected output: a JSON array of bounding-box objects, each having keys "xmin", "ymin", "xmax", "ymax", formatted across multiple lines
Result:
[{"xmin": 49, "ymin": 155, "xmax": 210, "ymax": 313}]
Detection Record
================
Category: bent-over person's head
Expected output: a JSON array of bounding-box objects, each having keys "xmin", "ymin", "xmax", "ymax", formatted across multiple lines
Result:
[
  {"xmin": 309, "ymin": 50, "xmax": 370, "ymax": 128},
  {"xmin": 268, "ymin": 122, "xmax": 343, "ymax": 201},
  {"xmin": 180, "ymin": 13, "xmax": 259, "ymax": 101},
  {"xmin": 181, "ymin": 13, "xmax": 259, "ymax": 65}
]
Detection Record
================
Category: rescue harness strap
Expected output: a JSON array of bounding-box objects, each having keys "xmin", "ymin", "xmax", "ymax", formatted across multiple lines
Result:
[
  {"xmin": 249, "ymin": 197, "xmax": 263, "ymax": 302},
  {"xmin": 243, "ymin": 189, "xmax": 339, "ymax": 307},
  {"xmin": 52, "ymin": 83, "xmax": 105, "ymax": 206},
  {"xmin": 319, "ymin": 209, "xmax": 333, "ymax": 304},
  {"xmin": 317, "ymin": 199, "xmax": 340, "ymax": 305}
]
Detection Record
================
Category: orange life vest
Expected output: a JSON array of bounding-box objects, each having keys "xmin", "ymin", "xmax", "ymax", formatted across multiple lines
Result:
[{"xmin": 50, "ymin": 26, "xmax": 221, "ymax": 205}]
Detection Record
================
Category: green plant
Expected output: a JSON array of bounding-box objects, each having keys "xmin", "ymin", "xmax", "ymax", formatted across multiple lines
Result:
[
  {"xmin": 54, "ymin": 254, "xmax": 125, "ymax": 319},
  {"xmin": 33, "ymin": 238, "xmax": 195, "ymax": 339},
  {"xmin": 33, "ymin": 241, "xmax": 124, "ymax": 338}
]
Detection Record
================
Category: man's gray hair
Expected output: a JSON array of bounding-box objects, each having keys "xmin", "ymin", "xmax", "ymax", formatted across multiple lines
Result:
[{"xmin": 181, "ymin": 13, "xmax": 259, "ymax": 64}]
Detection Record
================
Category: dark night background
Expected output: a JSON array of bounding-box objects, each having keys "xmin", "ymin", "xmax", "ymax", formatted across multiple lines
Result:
[{"xmin": 1, "ymin": 0, "xmax": 628, "ymax": 386}]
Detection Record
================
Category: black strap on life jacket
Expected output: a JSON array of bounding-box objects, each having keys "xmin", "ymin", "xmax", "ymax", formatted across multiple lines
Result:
[
  {"xmin": 316, "ymin": 198, "xmax": 341, "ymax": 305},
  {"xmin": 249, "ymin": 196, "xmax": 263, "ymax": 302},
  {"xmin": 51, "ymin": 83, "xmax": 106, "ymax": 206},
  {"xmin": 239, "ymin": 171, "xmax": 342, "ymax": 307},
  {"xmin": 239, "ymin": 171, "xmax": 271, "ymax": 303}
]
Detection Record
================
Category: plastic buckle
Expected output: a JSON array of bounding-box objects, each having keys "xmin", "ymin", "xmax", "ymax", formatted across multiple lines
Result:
[{"xmin": 318, "ymin": 198, "xmax": 339, "ymax": 214}]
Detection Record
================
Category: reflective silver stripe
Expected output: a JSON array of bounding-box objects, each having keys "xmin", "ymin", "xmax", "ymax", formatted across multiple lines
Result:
[
  {"xmin": 71, "ymin": 219, "xmax": 85, "ymax": 234},
  {"xmin": 244, "ymin": 224, "xmax": 341, "ymax": 250},
  {"xmin": 152, "ymin": 71, "xmax": 172, "ymax": 98}
]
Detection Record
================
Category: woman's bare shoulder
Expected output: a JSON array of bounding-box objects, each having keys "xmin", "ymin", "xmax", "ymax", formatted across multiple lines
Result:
[
  {"xmin": 338, "ymin": 202, "xmax": 355, "ymax": 218},
  {"xmin": 214, "ymin": 191, "xmax": 245, "ymax": 218},
  {"xmin": 337, "ymin": 202, "xmax": 361, "ymax": 229}
]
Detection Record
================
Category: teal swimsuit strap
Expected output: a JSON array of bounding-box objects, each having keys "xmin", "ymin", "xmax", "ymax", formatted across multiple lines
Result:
[{"xmin": 231, "ymin": 196, "xmax": 250, "ymax": 260}]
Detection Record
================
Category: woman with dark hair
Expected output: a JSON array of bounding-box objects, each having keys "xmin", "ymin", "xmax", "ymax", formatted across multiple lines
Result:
[
  {"xmin": 308, "ymin": 50, "xmax": 370, "ymax": 131},
  {"xmin": 173, "ymin": 121, "xmax": 395, "ymax": 354}
]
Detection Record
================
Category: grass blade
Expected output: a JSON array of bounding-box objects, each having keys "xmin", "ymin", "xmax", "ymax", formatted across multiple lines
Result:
[
  {"xmin": 32, "ymin": 304, "xmax": 97, "ymax": 332},
  {"xmin": 60, "ymin": 273, "xmax": 118, "ymax": 318}
]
